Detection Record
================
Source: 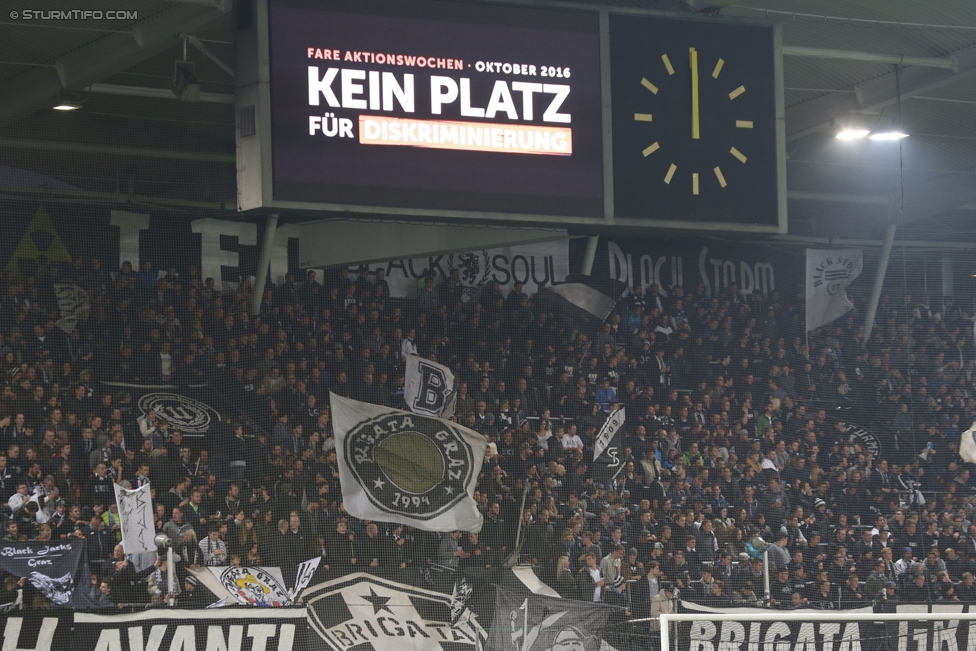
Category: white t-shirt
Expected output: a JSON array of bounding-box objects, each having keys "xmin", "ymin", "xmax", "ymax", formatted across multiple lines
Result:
[
  {"xmin": 401, "ymin": 338, "xmax": 418, "ymax": 360},
  {"xmin": 589, "ymin": 567, "xmax": 602, "ymax": 602},
  {"xmin": 562, "ymin": 434, "xmax": 584, "ymax": 450},
  {"xmin": 535, "ymin": 431, "xmax": 552, "ymax": 450},
  {"xmin": 7, "ymin": 492, "xmax": 26, "ymax": 513}
]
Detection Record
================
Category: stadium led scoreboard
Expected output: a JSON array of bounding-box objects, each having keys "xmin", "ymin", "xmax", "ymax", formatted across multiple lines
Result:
[{"xmin": 235, "ymin": 0, "xmax": 786, "ymax": 233}]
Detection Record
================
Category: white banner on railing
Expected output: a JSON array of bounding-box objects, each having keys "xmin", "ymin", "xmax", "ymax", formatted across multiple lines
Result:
[{"xmin": 349, "ymin": 241, "xmax": 569, "ymax": 300}]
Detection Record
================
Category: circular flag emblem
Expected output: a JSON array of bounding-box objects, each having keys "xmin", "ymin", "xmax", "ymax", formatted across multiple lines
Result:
[
  {"xmin": 345, "ymin": 412, "xmax": 475, "ymax": 521},
  {"xmin": 220, "ymin": 566, "xmax": 290, "ymax": 607},
  {"xmin": 812, "ymin": 256, "xmax": 858, "ymax": 296},
  {"xmin": 840, "ymin": 421, "xmax": 885, "ymax": 458},
  {"xmin": 138, "ymin": 392, "xmax": 219, "ymax": 435}
]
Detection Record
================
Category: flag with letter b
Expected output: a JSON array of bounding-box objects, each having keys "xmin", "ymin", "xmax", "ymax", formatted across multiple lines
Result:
[{"xmin": 404, "ymin": 354, "xmax": 457, "ymax": 418}]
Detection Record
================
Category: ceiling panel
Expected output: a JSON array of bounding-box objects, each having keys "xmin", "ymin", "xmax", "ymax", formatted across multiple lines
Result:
[{"xmin": 0, "ymin": 0, "xmax": 974, "ymax": 240}]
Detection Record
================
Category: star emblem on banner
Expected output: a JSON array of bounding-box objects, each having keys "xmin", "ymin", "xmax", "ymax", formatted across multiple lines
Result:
[{"xmin": 361, "ymin": 587, "xmax": 394, "ymax": 615}]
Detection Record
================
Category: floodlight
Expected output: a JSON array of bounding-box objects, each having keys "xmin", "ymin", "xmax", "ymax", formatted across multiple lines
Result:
[
  {"xmin": 836, "ymin": 129, "xmax": 869, "ymax": 140},
  {"xmin": 868, "ymin": 131, "xmax": 909, "ymax": 141},
  {"xmin": 53, "ymin": 92, "xmax": 82, "ymax": 111}
]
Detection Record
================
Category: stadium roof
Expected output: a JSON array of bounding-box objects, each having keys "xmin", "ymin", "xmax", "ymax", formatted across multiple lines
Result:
[{"xmin": 0, "ymin": 0, "xmax": 974, "ymax": 241}]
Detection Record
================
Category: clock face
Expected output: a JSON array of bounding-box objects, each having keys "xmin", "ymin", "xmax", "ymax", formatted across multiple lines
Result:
[{"xmin": 610, "ymin": 14, "xmax": 781, "ymax": 228}]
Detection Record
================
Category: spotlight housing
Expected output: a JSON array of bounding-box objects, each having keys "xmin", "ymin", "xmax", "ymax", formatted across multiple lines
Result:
[
  {"xmin": 53, "ymin": 92, "xmax": 82, "ymax": 111},
  {"xmin": 171, "ymin": 61, "xmax": 201, "ymax": 102}
]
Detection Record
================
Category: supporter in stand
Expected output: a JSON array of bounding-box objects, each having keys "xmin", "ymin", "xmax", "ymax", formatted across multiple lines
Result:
[
  {"xmin": 901, "ymin": 572, "xmax": 933, "ymax": 603},
  {"xmin": 0, "ymin": 259, "xmax": 972, "ymax": 617}
]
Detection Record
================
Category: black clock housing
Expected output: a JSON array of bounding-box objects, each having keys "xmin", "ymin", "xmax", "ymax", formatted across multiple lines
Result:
[{"xmin": 610, "ymin": 13, "xmax": 782, "ymax": 228}]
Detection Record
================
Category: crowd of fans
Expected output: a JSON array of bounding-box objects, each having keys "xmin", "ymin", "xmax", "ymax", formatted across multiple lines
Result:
[{"xmin": 0, "ymin": 256, "xmax": 974, "ymax": 617}]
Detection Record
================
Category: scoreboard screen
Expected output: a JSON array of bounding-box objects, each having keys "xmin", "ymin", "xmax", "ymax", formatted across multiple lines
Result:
[{"xmin": 268, "ymin": 0, "xmax": 604, "ymax": 217}]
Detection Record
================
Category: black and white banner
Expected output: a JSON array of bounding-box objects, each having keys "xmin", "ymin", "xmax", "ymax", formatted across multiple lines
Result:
[
  {"xmin": 679, "ymin": 601, "xmax": 910, "ymax": 651},
  {"xmin": 592, "ymin": 408, "xmax": 626, "ymax": 484},
  {"xmin": 189, "ymin": 565, "xmax": 292, "ymax": 607},
  {"xmin": 331, "ymin": 393, "xmax": 487, "ymax": 532},
  {"xmin": 892, "ymin": 604, "xmax": 976, "ymax": 651},
  {"xmin": 113, "ymin": 483, "xmax": 155, "ymax": 556},
  {"xmin": 74, "ymin": 609, "xmax": 308, "ymax": 651},
  {"xmin": 605, "ymin": 239, "xmax": 788, "ymax": 298},
  {"xmin": 592, "ymin": 408, "xmax": 626, "ymax": 461},
  {"xmin": 404, "ymin": 355, "xmax": 457, "ymax": 419},
  {"xmin": 103, "ymin": 382, "xmax": 224, "ymax": 437},
  {"xmin": 293, "ymin": 557, "xmax": 321, "ymax": 600},
  {"xmin": 135, "ymin": 390, "xmax": 221, "ymax": 436},
  {"xmin": 805, "ymin": 248, "xmax": 863, "ymax": 331},
  {"xmin": 349, "ymin": 241, "xmax": 569, "ymax": 301},
  {"xmin": 0, "ymin": 540, "xmax": 95, "ymax": 609},
  {"xmin": 54, "ymin": 283, "xmax": 90, "ymax": 334},
  {"xmin": 303, "ymin": 572, "xmax": 487, "ymax": 651},
  {"xmin": 544, "ymin": 283, "xmax": 615, "ymax": 332},
  {"xmin": 14, "ymin": 599, "xmax": 976, "ymax": 651},
  {"xmin": 0, "ymin": 612, "xmax": 72, "ymax": 651},
  {"xmin": 685, "ymin": 616, "xmax": 868, "ymax": 651},
  {"xmin": 489, "ymin": 586, "xmax": 618, "ymax": 651}
]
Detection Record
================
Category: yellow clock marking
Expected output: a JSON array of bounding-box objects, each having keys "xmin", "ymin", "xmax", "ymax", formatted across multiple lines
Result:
[
  {"xmin": 714, "ymin": 166, "xmax": 727, "ymax": 188},
  {"xmin": 664, "ymin": 164, "xmax": 677, "ymax": 184},
  {"xmin": 690, "ymin": 48, "xmax": 700, "ymax": 140},
  {"xmin": 634, "ymin": 66, "xmax": 751, "ymax": 190},
  {"xmin": 641, "ymin": 78, "xmax": 659, "ymax": 94},
  {"xmin": 662, "ymin": 54, "xmax": 675, "ymax": 76}
]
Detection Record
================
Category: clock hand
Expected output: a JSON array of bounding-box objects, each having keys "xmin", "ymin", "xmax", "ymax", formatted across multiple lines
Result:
[{"xmin": 690, "ymin": 47, "xmax": 700, "ymax": 140}]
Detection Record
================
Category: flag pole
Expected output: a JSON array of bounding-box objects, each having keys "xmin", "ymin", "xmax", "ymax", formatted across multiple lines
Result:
[
  {"xmin": 513, "ymin": 482, "xmax": 531, "ymax": 558},
  {"xmin": 168, "ymin": 546, "xmax": 175, "ymax": 607},
  {"xmin": 863, "ymin": 221, "xmax": 898, "ymax": 341}
]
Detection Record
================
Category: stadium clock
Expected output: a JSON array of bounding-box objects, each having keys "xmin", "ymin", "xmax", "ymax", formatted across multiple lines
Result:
[{"xmin": 609, "ymin": 13, "xmax": 785, "ymax": 229}]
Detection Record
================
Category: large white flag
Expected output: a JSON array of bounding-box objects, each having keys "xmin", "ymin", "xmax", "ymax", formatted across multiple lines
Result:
[
  {"xmin": 960, "ymin": 421, "xmax": 976, "ymax": 465},
  {"xmin": 404, "ymin": 354, "xmax": 457, "ymax": 419},
  {"xmin": 805, "ymin": 249, "xmax": 863, "ymax": 331},
  {"xmin": 331, "ymin": 393, "xmax": 487, "ymax": 532},
  {"xmin": 113, "ymin": 483, "xmax": 156, "ymax": 555}
]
